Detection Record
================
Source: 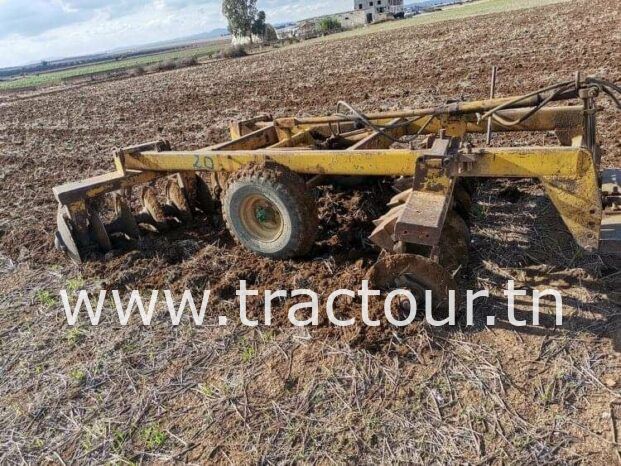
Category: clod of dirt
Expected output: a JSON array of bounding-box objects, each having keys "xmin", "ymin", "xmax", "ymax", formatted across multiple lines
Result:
[{"xmin": 498, "ymin": 185, "xmax": 525, "ymax": 203}]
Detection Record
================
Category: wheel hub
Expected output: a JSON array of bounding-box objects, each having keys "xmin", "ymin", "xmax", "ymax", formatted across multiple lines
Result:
[{"xmin": 240, "ymin": 194, "xmax": 284, "ymax": 242}]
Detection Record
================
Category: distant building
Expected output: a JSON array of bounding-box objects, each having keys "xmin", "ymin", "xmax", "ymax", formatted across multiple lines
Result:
[
  {"xmin": 285, "ymin": 0, "xmax": 404, "ymax": 40},
  {"xmin": 354, "ymin": 0, "xmax": 404, "ymax": 23},
  {"xmin": 296, "ymin": 19, "xmax": 322, "ymax": 40},
  {"xmin": 275, "ymin": 23, "xmax": 298, "ymax": 40},
  {"xmin": 295, "ymin": 11, "xmax": 368, "ymax": 39}
]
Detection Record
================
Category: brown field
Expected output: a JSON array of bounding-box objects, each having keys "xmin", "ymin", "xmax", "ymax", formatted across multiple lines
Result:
[{"xmin": 1, "ymin": 0, "xmax": 620, "ymax": 463}]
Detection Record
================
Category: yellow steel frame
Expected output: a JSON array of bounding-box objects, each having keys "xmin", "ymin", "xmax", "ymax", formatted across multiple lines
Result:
[
  {"xmin": 113, "ymin": 145, "xmax": 602, "ymax": 251},
  {"xmin": 53, "ymin": 96, "xmax": 607, "ymax": 255},
  {"xmin": 123, "ymin": 146, "xmax": 591, "ymax": 178}
]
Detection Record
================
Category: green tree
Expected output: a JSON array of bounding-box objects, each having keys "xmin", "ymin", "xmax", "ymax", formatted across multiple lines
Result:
[
  {"xmin": 264, "ymin": 24, "xmax": 278, "ymax": 43},
  {"xmin": 222, "ymin": 0, "xmax": 257, "ymax": 41},
  {"xmin": 251, "ymin": 10, "xmax": 267, "ymax": 38},
  {"xmin": 318, "ymin": 17, "xmax": 341, "ymax": 34}
]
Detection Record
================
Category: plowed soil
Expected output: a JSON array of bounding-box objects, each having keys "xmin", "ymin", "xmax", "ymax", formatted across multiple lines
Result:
[{"xmin": 1, "ymin": 0, "xmax": 620, "ymax": 463}]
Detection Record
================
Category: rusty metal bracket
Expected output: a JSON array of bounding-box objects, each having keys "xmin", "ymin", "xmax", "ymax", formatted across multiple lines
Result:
[{"xmin": 394, "ymin": 138, "xmax": 458, "ymax": 248}]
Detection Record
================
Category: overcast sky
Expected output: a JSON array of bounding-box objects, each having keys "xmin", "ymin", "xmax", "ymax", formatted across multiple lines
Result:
[{"xmin": 0, "ymin": 0, "xmax": 357, "ymax": 68}]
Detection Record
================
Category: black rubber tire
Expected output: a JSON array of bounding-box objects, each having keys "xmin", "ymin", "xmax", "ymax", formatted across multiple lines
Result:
[{"xmin": 222, "ymin": 162, "xmax": 318, "ymax": 259}]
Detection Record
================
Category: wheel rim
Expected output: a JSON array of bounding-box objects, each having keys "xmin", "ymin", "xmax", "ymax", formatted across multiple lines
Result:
[{"xmin": 239, "ymin": 194, "xmax": 284, "ymax": 242}]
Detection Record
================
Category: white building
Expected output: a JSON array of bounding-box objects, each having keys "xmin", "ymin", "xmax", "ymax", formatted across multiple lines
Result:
[
  {"xmin": 354, "ymin": 0, "xmax": 404, "ymax": 23},
  {"xmin": 288, "ymin": 0, "xmax": 405, "ymax": 41},
  {"xmin": 294, "ymin": 11, "xmax": 368, "ymax": 40}
]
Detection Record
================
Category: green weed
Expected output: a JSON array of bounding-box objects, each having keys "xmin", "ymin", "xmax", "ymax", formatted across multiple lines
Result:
[
  {"xmin": 66, "ymin": 277, "xmax": 85, "ymax": 292},
  {"xmin": 140, "ymin": 425, "xmax": 167, "ymax": 450},
  {"xmin": 70, "ymin": 368, "xmax": 86, "ymax": 383},
  {"xmin": 198, "ymin": 384, "xmax": 215, "ymax": 398},
  {"xmin": 66, "ymin": 327, "xmax": 85, "ymax": 346},
  {"xmin": 241, "ymin": 344, "xmax": 256, "ymax": 363},
  {"xmin": 35, "ymin": 290, "xmax": 55, "ymax": 307},
  {"xmin": 112, "ymin": 429, "xmax": 127, "ymax": 453}
]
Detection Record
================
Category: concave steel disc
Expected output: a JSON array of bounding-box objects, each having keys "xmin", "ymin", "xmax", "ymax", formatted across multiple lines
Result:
[
  {"xmin": 141, "ymin": 186, "xmax": 168, "ymax": 231},
  {"xmin": 113, "ymin": 195, "xmax": 141, "ymax": 240},
  {"xmin": 366, "ymin": 253, "xmax": 457, "ymax": 313},
  {"xmin": 166, "ymin": 179, "xmax": 193, "ymax": 222},
  {"xmin": 89, "ymin": 211, "xmax": 112, "ymax": 251},
  {"xmin": 56, "ymin": 205, "xmax": 83, "ymax": 264}
]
